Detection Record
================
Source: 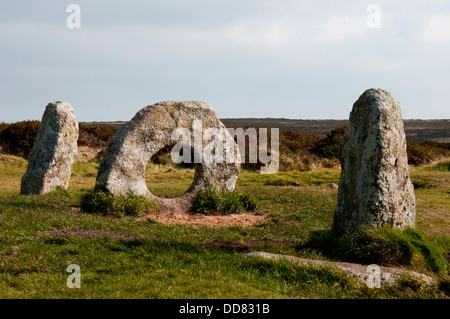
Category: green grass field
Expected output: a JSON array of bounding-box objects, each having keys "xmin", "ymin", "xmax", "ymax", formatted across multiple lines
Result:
[{"xmin": 0, "ymin": 154, "xmax": 448, "ymax": 298}]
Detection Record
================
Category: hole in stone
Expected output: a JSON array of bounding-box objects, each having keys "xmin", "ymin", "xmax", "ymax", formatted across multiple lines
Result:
[{"xmin": 146, "ymin": 144, "xmax": 196, "ymax": 198}]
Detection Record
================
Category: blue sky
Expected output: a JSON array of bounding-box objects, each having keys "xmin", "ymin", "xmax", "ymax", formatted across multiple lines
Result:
[{"xmin": 1, "ymin": 0, "xmax": 449, "ymax": 122}]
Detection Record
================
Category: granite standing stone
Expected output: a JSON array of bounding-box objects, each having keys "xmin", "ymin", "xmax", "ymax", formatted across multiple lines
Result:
[
  {"xmin": 96, "ymin": 101, "xmax": 240, "ymax": 213},
  {"xmin": 21, "ymin": 101, "xmax": 79, "ymax": 195},
  {"xmin": 333, "ymin": 89, "xmax": 415, "ymax": 233}
]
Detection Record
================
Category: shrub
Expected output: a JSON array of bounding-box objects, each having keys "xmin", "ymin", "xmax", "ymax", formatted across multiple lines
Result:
[
  {"xmin": 279, "ymin": 130, "xmax": 326, "ymax": 171},
  {"xmin": 149, "ymin": 144, "xmax": 195, "ymax": 168},
  {"xmin": 308, "ymin": 227, "xmax": 447, "ymax": 276},
  {"xmin": 0, "ymin": 120, "xmax": 41, "ymax": 157},
  {"xmin": 226, "ymin": 127, "xmax": 324, "ymax": 171},
  {"xmin": 311, "ymin": 125, "xmax": 349, "ymax": 160},
  {"xmin": 280, "ymin": 130, "xmax": 324, "ymax": 154},
  {"xmin": 77, "ymin": 124, "xmax": 119, "ymax": 149},
  {"xmin": 1, "ymin": 120, "xmax": 448, "ymax": 170},
  {"xmin": 81, "ymin": 184, "xmax": 158, "ymax": 217},
  {"xmin": 191, "ymin": 186, "xmax": 257, "ymax": 215},
  {"xmin": 0, "ymin": 123, "xmax": 9, "ymax": 134},
  {"xmin": 407, "ymin": 142, "xmax": 450, "ymax": 166}
]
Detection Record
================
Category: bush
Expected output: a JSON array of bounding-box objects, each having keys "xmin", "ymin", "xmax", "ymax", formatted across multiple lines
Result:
[
  {"xmin": 0, "ymin": 123, "xmax": 9, "ymax": 135},
  {"xmin": 407, "ymin": 142, "xmax": 450, "ymax": 166},
  {"xmin": 308, "ymin": 227, "xmax": 447, "ymax": 276},
  {"xmin": 149, "ymin": 144, "xmax": 195, "ymax": 168},
  {"xmin": 81, "ymin": 184, "xmax": 158, "ymax": 217},
  {"xmin": 280, "ymin": 130, "xmax": 324, "ymax": 154},
  {"xmin": 279, "ymin": 130, "xmax": 326, "ymax": 171},
  {"xmin": 226, "ymin": 127, "xmax": 324, "ymax": 171},
  {"xmin": 77, "ymin": 124, "xmax": 119, "ymax": 149},
  {"xmin": 312, "ymin": 125, "xmax": 349, "ymax": 160},
  {"xmin": 0, "ymin": 120, "xmax": 40, "ymax": 157},
  {"xmin": 1, "ymin": 120, "xmax": 448, "ymax": 170},
  {"xmin": 191, "ymin": 186, "xmax": 257, "ymax": 215}
]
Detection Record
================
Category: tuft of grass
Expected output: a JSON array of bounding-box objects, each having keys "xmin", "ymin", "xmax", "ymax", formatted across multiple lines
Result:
[
  {"xmin": 407, "ymin": 142, "xmax": 450, "ymax": 166},
  {"xmin": 308, "ymin": 227, "xmax": 448, "ymax": 276},
  {"xmin": 425, "ymin": 160, "xmax": 450, "ymax": 172},
  {"xmin": 72, "ymin": 160, "xmax": 100, "ymax": 178},
  {"xmin": 356, "ymin": 273, "xmax": 445, "ymax": 299},
  {"xmin": 241, "ymin": 257, "xmax": 355, "ymax": 286},
  {"xmin": 438, "ymin": 277, "xmax": 450, "ymax": 295},
  {"xmin": 412, "ymin": 180, "xmax": 432, "ymax": 189},
  {"xmin": 191, "ymin": 186, "xmax": 257, "ymax": 215},
  {"xmin": 264, "ymin": 178, "xmax": 299, "ymax": 187},
  {"xmin": 80, "ymin": 184, "xmax": 158, "ymax": 217},
  {"xmin": 240, "ymin": 257, "xmax": 359, "ymax": 298}
]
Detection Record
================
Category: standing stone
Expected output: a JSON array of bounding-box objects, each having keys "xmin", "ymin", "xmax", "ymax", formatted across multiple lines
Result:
[
  {"xmin": 333, "ymin": 89, "xmax": 415, "ymax": 233},
  {"xmin": 21, "ymin": 101, "xmax": 79, "ymax": 195},
  {"xmin": 96, "ymin": 101, "xmax": 240, "ymax": 214}
]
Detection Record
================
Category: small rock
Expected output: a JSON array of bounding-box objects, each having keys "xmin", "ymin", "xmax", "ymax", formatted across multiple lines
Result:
[
  {"xmin": 328, "ymin": 183, "xmax": 338, "ymax": 189},
  {"xmin": 10, "ymin": 246, "xmax": 21, "ymax": 256},
  {"xmin": 70, "ymin": 207, "xmax": 82, "ymax": 213}
]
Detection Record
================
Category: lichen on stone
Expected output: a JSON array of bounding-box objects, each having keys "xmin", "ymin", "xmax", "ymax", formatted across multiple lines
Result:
[
  {"xmin": 333, "ymin": 89, "xmax": 415, "ymax": 233},
  {"xmin": 21, "ymin": 101, "xmax": 79, "ymax": 195}
]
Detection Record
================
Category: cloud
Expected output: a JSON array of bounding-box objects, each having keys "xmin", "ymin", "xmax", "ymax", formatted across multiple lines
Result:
[
  {"xmin": 226, "ymin": 19, "xmax": 295, "ymax": 48},
  {"xmin": 319, "ymin": 16, "xmax": 366, "ymax": 43},
  {"xmin": 352, "ymin": 55, "xmax": 408, "ymax": 74},
  {"xmin": 1, "ymin": 0, "xmax": 450, "ymax": 121},
  {"xmin": 423, "ymin": 14, "xmax": 450, "ymax": 44}
]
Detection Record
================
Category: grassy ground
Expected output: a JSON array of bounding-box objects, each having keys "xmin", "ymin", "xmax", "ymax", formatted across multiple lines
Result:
[{"xmin": 0, "ymin": 154, "xmax": 448, "ymax": 298}]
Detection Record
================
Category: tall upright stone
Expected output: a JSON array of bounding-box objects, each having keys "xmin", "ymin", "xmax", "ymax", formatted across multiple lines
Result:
[
  {"xmin": 333, "ymin": 89, "xmax": 415, "ymax": 233},
  {"xmin": 21, "ymin": 101, "xmax": 79, "ymax": 195}
]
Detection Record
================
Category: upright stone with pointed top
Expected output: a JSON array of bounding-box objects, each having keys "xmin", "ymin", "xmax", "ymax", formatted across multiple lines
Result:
[
  {"xmin": 20, "ymin": 101, "xmax": 79, "ymax": 195},
  {"xmin": 333, "ymin": 89, "xmax": 415, "ymax": 233}
]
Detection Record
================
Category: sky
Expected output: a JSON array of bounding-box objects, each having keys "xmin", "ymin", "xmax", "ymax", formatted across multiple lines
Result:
[{"xmin": 1, "ymin": 0, "xmax": 449, "ymax": 122}]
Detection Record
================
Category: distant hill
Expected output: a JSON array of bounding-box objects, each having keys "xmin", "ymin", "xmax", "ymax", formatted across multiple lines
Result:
[
  {"xmin": 221, "ymin": 119, "xmax": 450, "ymax": 144},
  {"xmin": 80, "ymin": 119, "xmax": 450, "ymax": 144}
]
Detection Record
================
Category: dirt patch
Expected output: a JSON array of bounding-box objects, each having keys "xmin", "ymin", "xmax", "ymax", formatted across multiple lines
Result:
[
  {"xmin": 32, "ymin": 228, "xmax": 158, "ymax": 241},
  {"xmin": 136, "ymin": 211, "xmax": 267, "ymax": 228},
  {"xmin": 201, "ymin": 239, "xmax": 298, "ymax": 251}
]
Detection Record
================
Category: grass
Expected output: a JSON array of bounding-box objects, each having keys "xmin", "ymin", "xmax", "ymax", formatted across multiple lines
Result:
[
  {"xmin": 410, "ymin": 167, "xmax": 450, "ymax": 238},
  {"xmin": 308, "ymin": 227, "xmax": 448, "ymax": 276},
  {"xmin": 0, "ymin": 155, "xmax": 448, "ymax": 298},
  {"xmin": 424, "ymin": 160, "xmax": 450, "ymax": 172},
  {"xmin": 80, "ymin": 184, "xmax": 158, "ymax": 217},
  {"xmin": 240, "ymin": 257, "xmax": 360, "ymax": 299},
  {"xmin": 191, "ymin": 186, "xmax": 257, "ymax": 214},
  {"xmin": 236, "ymin": 168, "xmax": 341, "ymax": 187}
]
